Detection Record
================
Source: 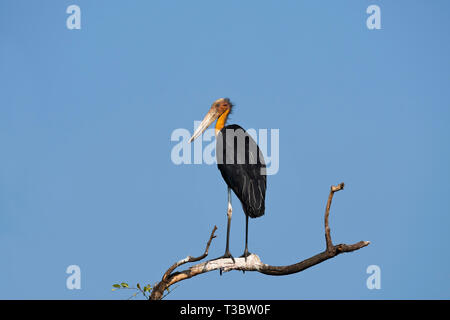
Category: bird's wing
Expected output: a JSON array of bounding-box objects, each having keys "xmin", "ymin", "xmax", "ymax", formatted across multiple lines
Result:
[{"xmin": 217, "ymin": 125, "xmax": 267, "ymax": 218}]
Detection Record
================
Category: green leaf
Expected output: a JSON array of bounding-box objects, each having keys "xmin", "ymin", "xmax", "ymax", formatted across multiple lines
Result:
[
  {"xmin": 121, "ymin": 282, "xmax": 129, "ymax": 288},
  {"xmin": 112, "ymin": 284, "xmax": 121, "ymax": 288},
  {"xmin": 137, "ymin": 283, "xmax": 141, "ymax": 290}
]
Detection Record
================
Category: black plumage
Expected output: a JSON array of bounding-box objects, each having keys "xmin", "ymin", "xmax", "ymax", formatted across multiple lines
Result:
[{"xmin": 216, "ymin": 124, "xmax": 267, "ymax": 219}]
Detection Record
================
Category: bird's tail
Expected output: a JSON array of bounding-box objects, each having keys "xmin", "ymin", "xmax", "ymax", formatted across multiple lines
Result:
[{"xmin": 238, "ymin": 178, "xmax": 266, "ymax": 218}]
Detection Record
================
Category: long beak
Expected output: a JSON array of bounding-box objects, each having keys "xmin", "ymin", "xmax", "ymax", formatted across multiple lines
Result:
[{"xmin": 189, "ymin": 108, "xmax": 220, "ymax": 143}]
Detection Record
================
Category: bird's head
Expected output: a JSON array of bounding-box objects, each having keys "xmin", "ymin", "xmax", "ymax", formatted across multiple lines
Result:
[{"xmin": 189, "ymin": 98, "xmax": 233, "ymax": 143}]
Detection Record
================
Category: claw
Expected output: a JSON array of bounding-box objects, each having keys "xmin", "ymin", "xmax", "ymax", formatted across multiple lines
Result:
[
  {"xmin": 215, "ymin": 251, "xmax": 235, "ymax": 264},
  {"xmin": 240, "ymin": 249, "xmax": 251, "ymax": 262}
]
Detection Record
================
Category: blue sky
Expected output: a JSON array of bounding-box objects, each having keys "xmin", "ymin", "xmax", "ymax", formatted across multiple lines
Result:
[{"xmin": 1, "ymin": 0, "xmax": 449, "ymax": 299}]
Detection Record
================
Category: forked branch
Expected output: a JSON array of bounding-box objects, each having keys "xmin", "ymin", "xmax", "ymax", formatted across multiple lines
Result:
[{"xmin": 149, "ymin": 182, "xmax": 369, "ymax": 300}]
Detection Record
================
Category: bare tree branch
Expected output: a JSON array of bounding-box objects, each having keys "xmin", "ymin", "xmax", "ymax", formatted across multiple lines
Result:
[
  {"xmin": 161, "ymin": 225, "xmax": 217, "ymax": 283},
  {"xmin": 149, "ymin": 182, "xmax": 369, "ymax": 300}
]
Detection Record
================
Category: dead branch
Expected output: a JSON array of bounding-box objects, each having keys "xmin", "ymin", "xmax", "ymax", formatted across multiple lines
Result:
[{"xmin": 149, "ymin": 182, "xmax": 370, "ymax": 300}]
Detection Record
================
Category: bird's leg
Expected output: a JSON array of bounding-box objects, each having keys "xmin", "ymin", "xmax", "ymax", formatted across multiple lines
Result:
[
  {"xmin": 224, "ymin": 188, "xmax": 235, "ymax": 262},
  {"xmin": 241, "ymin": 215, "xmax": 251, "ymax": 261},
  {"xmin": 216, "ymin": 188, "xmax": 235, "ymax": 264},
  {"xmin": 224, "ymin": 206, "xmax": 233, "ymax": 259}
]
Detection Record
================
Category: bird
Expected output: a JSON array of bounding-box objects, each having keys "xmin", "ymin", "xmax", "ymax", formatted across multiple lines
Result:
[{"xmin": 189, "ymin": 98, "xmax": 266, "ymax": 261}]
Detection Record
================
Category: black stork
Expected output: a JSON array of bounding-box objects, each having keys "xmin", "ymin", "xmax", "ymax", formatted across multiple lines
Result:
[{"xmin": 189, "ymin": 98, "xmax": 266, "ymax": 261}]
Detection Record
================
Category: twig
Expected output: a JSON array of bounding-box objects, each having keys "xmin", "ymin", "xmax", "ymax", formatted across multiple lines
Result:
[{"xmin": 161, "ymin": 225, "xmax": 217, "ymax": 283}]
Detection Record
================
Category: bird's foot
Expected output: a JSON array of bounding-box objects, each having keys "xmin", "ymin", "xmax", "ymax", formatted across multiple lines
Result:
[
  {"xmin": 216, "ymin": 251, "xmax": 235, "ymax": 276},
  {"xmin": 240, "ymin": 249, "xmax": 252, "ymax": 262},
  {"xmin": 215, "ymin": 250, "xmax": 235, "ymax": 264}
]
